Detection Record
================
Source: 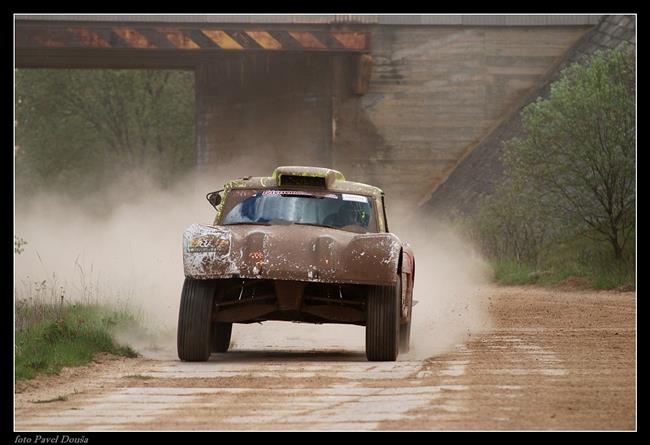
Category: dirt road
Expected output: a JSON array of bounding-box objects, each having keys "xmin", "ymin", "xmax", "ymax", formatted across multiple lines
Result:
[{"xmin": 14, "ymin": 285, "xmax": 636, "ymax": 431}]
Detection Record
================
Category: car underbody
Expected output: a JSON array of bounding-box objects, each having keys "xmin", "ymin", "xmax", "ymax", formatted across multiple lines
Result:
[{"xmin": 211, "ymin": 278, "xmax": 370, "ymax": 325}]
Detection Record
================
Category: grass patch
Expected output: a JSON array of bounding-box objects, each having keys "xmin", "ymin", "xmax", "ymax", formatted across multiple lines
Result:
[
  {"xmin": 491, "ymin": 242, "xmax": 635, "ymax": 290},
  {"xmin": 15, "ymin": 303, "xmax": 139, "ymax": 381},
  {"xmin": 537, "ymin": 237, "xmax": 635, "ymax": 290},
  {"xmin": 590, "ymin": 270, "xmax": 635, "ymax": 290},
  {"xmin": 492, "ymin": 260, "xmax": 540, "ymax": 285}
]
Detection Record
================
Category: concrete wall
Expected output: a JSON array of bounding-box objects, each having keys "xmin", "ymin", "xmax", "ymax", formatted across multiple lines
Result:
[
  {"xmin": 196, "ymin": 53, "xmax": 335, "ymax": 174},
  {"xmin": 196, "ymin": 25, "xmax": 591, "ymax": 214},
  {"xmin": 421, "ymin": 15, "xmax": 636, "ymax": 218},
  {"xmin": 335, "ymin": 26, "xmax": 590, "ymax": 213}
]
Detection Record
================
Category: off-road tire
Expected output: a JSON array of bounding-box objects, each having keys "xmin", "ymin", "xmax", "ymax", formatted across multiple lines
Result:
[
  {"xmin": 366, "ymin": 281, "xmax": 400, "ymax": 361},
  {"xmin": 398, "ymin": 277, "xmax": 412, "ymax": 353},
  {"xmin": 211, "ymin": 322, "xmax": 232, "ymax": 353},
  {"xmin": 177, "ymin": 278, "xmax": 217, "ymax": 362}
]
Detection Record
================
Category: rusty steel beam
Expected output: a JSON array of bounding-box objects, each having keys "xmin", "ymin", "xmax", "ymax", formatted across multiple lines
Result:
[
  {"xmin": 353, "ymin": 54, "xmax": 373, "ymax": 95},
  {"xmin": 15, "ymin": 23, "xmax": 370, "ymax": 53}
]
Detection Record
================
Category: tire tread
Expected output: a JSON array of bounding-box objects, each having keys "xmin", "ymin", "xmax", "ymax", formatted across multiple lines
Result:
[
  {"xmin": 177, "ymin": 278, "xmax": 216, "ymax": 361},
  {"xmin": 366, "ymin": 283, "xmax": 399, "ymax": 361}
]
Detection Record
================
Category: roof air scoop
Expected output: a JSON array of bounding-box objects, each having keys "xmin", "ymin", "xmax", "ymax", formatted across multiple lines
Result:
[{"xmin": 273, "ymin": 166, "xmax": 345, "ymax": 189}]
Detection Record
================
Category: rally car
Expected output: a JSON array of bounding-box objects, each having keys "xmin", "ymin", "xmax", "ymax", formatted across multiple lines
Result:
[{"xmin": 178, "ymin": 166, "xmax": 415, "ymax": 361}]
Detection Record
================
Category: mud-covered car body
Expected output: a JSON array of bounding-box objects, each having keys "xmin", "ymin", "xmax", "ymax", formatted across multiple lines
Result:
[{"xmin": 178, "ymin": 166, "xmax": 415, "ymax": 361}]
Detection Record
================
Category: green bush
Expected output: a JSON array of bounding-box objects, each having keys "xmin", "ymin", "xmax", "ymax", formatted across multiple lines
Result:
[
  {"xmin": 15, "ymin": 304, "xmax": 138, "ymax": 381},
  {"xmin": 464, "ymin": 45, "xmax": 635, "ymax": 290}
]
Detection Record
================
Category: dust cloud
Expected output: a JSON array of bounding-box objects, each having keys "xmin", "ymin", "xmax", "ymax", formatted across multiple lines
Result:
[
  {"xmin": 14, "ymin": 169, "xmax": 222, "ymax": 332},
  {"xmin": 15, "ymin": 167, "xmax": 492, "ymax": 360},
  {"xmin": 392, "ymin": 220, "xmax": 493, "ymax": 360}
]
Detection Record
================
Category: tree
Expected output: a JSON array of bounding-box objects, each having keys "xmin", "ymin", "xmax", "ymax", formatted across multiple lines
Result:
[
  {"xmin": 15, "ymin": 69, "xmax": 196, "ymax": 196},
  {"xmin": 503, "ymin": 45, "xmax": 635, "ymax": 260},
  {"xmin": 468, "ymin": 179, "xmax": 552, "ymax": 263}
]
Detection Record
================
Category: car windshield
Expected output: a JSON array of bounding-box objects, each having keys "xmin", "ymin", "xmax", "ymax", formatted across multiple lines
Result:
[{"xmin": 221, "ymin": 190, "xmax": 376, "ymax": 233}]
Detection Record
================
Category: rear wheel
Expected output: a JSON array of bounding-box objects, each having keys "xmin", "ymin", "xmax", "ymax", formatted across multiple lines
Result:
[
  {"xmin": 399, "ymin": 276, "xmax": 412, "ymax": 353},
  {"xmin": 177, "ymin": 278, "xmax": 217, "ymax": 362},
  {"xmin": 399, "ymin": 321, "xmax": 411, "ymax": 353},
  {"xmin": 211, "ymin": 322, "xmax": 232, "ymax": 353},
  {"xmin": 365, "ymin": 280, "xmax": 400, "ymax": 361}
]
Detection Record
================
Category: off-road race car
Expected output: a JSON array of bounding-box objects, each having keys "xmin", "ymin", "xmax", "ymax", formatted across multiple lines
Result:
[{"xmin": 178, "ymin": 166, "xmax": 415, "ymax": 362}]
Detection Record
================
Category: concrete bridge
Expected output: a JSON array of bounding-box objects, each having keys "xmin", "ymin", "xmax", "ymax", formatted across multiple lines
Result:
[{"xmin": 15, "ymin": 15, "xmax": 601, "ymax": 214}]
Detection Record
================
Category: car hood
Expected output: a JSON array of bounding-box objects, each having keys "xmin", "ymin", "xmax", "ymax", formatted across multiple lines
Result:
[{"xmin": 182, "ymin": 223, "xmax": 402, "ymax": 285}]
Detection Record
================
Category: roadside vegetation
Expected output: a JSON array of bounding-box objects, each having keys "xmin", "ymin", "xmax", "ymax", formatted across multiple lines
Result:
[
  {"xmin": 15, "ymin": 237, "xmax": 141, "ymax": 381},
  {"xmin": 463, "ymin": 45, "xmax": 635, "ymax": 290},
  {"xmin": 15, "ymin": 299, "xmax": 138, "ymax": 380},
  {"xmin": 15, "ymin": 69, "xmax": 195, "ymax": 203},
  {"xmin": 15, "ymin": 69, "xmax": 193, "ymax": 380}
]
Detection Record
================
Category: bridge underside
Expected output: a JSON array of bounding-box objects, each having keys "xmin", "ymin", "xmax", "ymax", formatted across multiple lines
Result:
[
  {"xmin": 15, "ymin": 20, "xmax": 592, "ymax": 215},
  {"xmin": 15, "ymin": 21, "xmax": 370, "ymax": 68},
  {"xmin": 15, "ymin": 20, "xmax": 373, "ymax": 195}
]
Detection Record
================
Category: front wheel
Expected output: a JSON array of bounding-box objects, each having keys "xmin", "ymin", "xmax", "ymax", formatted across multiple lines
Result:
[
  {"xmin": 365, "ymin": 281, "xmax": 400, "ymax": 361},
  {"xmin": 177, "ymin": 278, "xmax": 217, "ymax": 362}
]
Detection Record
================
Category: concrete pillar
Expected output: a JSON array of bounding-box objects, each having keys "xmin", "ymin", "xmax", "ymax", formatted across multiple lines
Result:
[{"xmin": 195, "ymin": 53, "xmax": 337, "ymax": 179}]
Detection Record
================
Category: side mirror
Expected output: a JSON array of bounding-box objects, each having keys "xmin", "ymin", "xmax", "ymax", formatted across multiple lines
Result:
[{"xmin": 206, "ymin": 190, "xmax": 223, "ymax": 209}]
